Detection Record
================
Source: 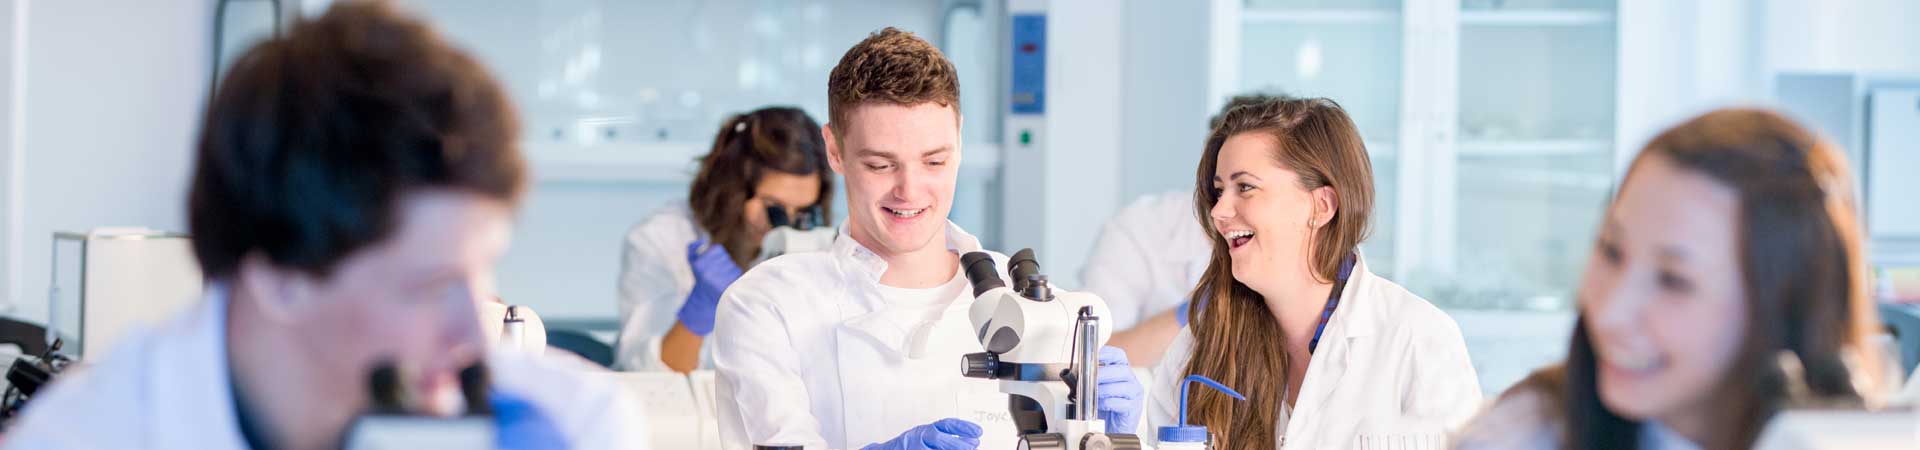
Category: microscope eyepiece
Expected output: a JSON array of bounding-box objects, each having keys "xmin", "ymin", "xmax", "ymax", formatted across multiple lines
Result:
[
  {"xmin": 765, "ymin": 204, "xmax": 791, "ymax": 228},
  {"xmin": 367, "ymin": 363, "xmax": 407, "ymax": 414},
  {"xmin": 801, "ymin": 205, "xmax": 826, "ymax": 230},
  {"xmin": 459, "ymin": 363, "xmax": 491, "ymax": 416},
  {"xmin": 1008, "ymin": 248, "xmax": 1040, "ymax": 292},
  {"xmin": 960, "ymin": 252, "xmax": 1006, "ymax": 297}
]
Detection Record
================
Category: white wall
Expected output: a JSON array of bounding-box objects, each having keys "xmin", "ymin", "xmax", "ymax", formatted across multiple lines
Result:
[
  {"xmin": 0, "ymin": 1, "xmax": 24, "ymax": 321},
  {"xmin": 12, "ymin": 0, "xmax": 1908, "ymax": 326},
  {"xmin": 1119, "ymin": 0, "xmax": 1212, "ymax": 201},
  {"xmin": 1614, "ymin": 0, "xmax": 1767, "ymax": 173},
  {"xmin": 0, "ymin": 0, "xmax": 669, "ymax": 324},
  {"xmin": 1613, "ymin": 0, "xmax": 1920, "ymax": 174},
  {"xmin": 1762, "ymin": 0, "xmax": 1920, "ymax": 76},
  {"xmin": 1034, "ymin": 0, "xmax": 1123, "ymax": 288},
  {"xmin": 402, "ymin": 0, "xmax": 955, "ymax": 319},
  {"xmin": 0, "ymin": 0, "xmax": 998, "ymax": 324},
  {"xmin": 495, "ymin": 183, "xmax": 680, "ymax": 319},
  {"xmin": 4, "ymin": 0, "xmax": 210, "ymax": 323},
  {"xmin": 1000, "ymin": 0, "xmax": 1207, "ymax": 289}
]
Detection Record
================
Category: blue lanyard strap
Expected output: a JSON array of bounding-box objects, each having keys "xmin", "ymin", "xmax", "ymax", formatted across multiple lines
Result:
[{"xmin": 1307, "ymin": 253, "xmax": 1357, "ymax": 354}]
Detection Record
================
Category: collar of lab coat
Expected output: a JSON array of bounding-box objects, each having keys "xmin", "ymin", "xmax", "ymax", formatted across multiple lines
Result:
[
  {"xmin": 1321, "ymin": 252, "xmax": 1382, "ymax": 340},
  {"xmin": 831, "ymin": 221, "xmax": 987, "ymax": 358},
  {"xmin": 829, "ymin": 220, "xmax": 984, "ymax": 283},
  {"xmin": 149, "ymin": 283, "xmax": 251, "ymax": 449},
  {"xmin": 1283, "ymin": 252, "xmax": 1383, "ymax": 436}
]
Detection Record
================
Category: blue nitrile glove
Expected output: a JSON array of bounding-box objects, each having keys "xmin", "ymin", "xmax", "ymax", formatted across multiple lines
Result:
[
  {"xmin": 678, "ymin": 239, "xmax": 743, "ymax": 336},
  {"xmin": 1097, "ymin": 346, "xmax": 1144, "ymax": 435},
  {"xmin": 862, "ymin": 418, "xmax": 983, "ymax": 450},
  {"xmin": 491, "ymin": 391, "xmax": 570, "ymax": 450}
]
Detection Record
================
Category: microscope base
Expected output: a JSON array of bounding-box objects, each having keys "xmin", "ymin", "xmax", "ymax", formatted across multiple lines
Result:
[{"xmin": 1013, "ymin": 419, "xmax": 1144, "ymax": 450}]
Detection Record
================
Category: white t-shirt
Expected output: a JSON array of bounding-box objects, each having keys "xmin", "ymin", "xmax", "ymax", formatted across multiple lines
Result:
[{"xmin": 873, "ymin": 266, "xmax": 969, "ymax": 325}]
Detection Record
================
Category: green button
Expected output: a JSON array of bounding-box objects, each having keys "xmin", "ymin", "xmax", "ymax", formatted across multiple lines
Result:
[{"xmin": 1020, "ymin": 130, "xmax": 1032, "ymax": 146}]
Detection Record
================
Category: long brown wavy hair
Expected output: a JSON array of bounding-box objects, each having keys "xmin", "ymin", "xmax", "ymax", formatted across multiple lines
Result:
[
  {"xmin": 1181, "ymin": 96, "xmax": 1375, "ymax": 450},
  {"xmin": 1510, "ymin": 108, "xmax": 1885, "ymax": 450},
  {"xmin": 687, "ymin": 106, "xmax": 833, "ymax": 268}
]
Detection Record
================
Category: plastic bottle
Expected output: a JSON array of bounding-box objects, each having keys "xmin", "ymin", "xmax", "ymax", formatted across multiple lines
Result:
[{"xmin": 1156, "ymin": 374, "xmax": 1245, "ymax": 450}]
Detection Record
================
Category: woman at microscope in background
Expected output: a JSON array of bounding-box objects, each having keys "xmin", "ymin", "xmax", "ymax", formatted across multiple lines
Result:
[
  {"xmin": 614, "ymin": 106, "xmax": 834, "ymax": 373},
  {"xmin": 1450, "ymin": 108, "xmax": 1894, "ymax": 450},
  {"xmin": 1147, "ymin": 95, "xmax": 1483, "ymax": 450}
]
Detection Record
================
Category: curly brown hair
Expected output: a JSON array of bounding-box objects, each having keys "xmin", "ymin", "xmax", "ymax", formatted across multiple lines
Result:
[
  {"xmin": 825, "ymin": 27, "xmax": 960, "ymax": 141},
  {"xmin": 689, "ymin": 107, "xmax": 832, "ymax": 268}
]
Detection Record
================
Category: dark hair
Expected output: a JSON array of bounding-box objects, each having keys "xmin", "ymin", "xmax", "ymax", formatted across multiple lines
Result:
[
  {"xmin": 1545, "ymin": 108, "xmax": 1883, "ymax": 450},
  {"xmin": 689, "ymin": 107, "xmax": 833, "ymax": 268},
  {"xmin": 1182, "ymin": 95, "xmax": 1375, "ymax": 450},
  {"xmin": 826, "ymin": 27, "xmax": 960, "ymax": 141},
  {"xmin": 188, "ymin": 0, "xmax": 525, "ymax": 280}
]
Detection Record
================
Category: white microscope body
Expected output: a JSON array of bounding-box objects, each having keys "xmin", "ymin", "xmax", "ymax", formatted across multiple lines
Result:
[
  {"xmin": 754, "ymin": 204, "xmax": 836, "ymax": 265},
  {"xmin": 960, "ymin": 249, "xmax": 1144, "ymax": 450}
]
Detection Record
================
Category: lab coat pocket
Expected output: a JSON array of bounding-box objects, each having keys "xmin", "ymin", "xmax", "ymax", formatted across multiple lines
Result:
[
  {"xmin": 1353, "ymin": 415, "xmax": 1450, "ymax": 450},
  {"xmin": 1355, "ymin": 433, "xmax": 1447, "ymax": 450}
]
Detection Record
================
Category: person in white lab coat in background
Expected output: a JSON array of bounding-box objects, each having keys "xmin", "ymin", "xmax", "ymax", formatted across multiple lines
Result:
[
  {"xmin": 711, "ymin": 28, "xmax": 1143, "ymax": 450},
  {"xmin": 1, "ymin": 2, "xmax": 646, "ymax": 449},
  {"xmin": 1451, "ymin": 109, "xmax": 1893, "ymax": 450},
  {"xmin": 1089, "ymin": 93, "xmax": 1282, "ymax": 368},
  {"xmin": 1147, "ymin": 95, "xmax": 1482, "ymax": 450},
  {"xmin": 614, "ymin": 106, "xmax": 834, "ymax": 373},
  {"xmin": 1080, "ymin": 191, "xmax": 1209, "ymax": 367}
]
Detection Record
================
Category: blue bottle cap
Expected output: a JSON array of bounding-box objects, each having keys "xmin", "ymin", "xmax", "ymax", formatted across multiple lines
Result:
[
  {"xmin": 1166, "ymin": 374, "xmax": 1243, "ymax": 446},
  {"xmin": 1157, "ymin": 425, "xmax": 1209, "ymax": 443}
]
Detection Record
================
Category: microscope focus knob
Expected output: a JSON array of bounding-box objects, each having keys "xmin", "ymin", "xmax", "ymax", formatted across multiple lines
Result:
[{"xmin": 962, "ymin": 352, "xmax": 1000, "ymax": 379}]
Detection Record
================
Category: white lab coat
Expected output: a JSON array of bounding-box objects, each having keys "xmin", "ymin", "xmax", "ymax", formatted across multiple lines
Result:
[
  {"xmin": 1, "ymin": 287, "xmax": 650, "ymax": 450},
  {"xmin": 615, "ymin": 201, "xmax": 712, "ymax": 371},
  {"xmin": 1146, "ymin": 255, "xmax": 1483, "ymax": 450},
  {"xmin": 711, "ymin": 221, "xmax": 1020, "ymax": 450},
  {"xmin": 1451, "ymin": 382, "xmax": 1703, "ymax": 450},
  {"xmin": 1079, "ymin": 191, "xmax": 1213, "ymax": 329}
]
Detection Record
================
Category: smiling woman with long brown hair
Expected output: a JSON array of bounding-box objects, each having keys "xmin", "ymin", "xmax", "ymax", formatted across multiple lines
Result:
[
  {"xmin": 1451, "ymin": 108, "xmax": 1891, "ymax": 450},
  {"xmin": 1146, "ymin": 95, "xmax": 1484, "ymax": 449}
]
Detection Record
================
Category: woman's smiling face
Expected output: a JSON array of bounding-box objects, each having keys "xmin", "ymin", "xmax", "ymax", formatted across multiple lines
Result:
[
  {"xmin": 1209, "ymin": 132, "xmax": 1328, "ymax": 295},
  {"xmin": 1580, "ymin": 153, "xmax": 1750, "ymax": 429}
]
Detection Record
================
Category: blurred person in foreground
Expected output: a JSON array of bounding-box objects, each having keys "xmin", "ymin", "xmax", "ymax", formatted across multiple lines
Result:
[
  {"xmin": 1452, "ymin": 108, "xmax": 1892, "ymax": 450},
  {"xmin": 2, "ymin": 2, "xmax": 648, "ymax": 449}
]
